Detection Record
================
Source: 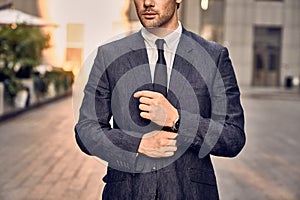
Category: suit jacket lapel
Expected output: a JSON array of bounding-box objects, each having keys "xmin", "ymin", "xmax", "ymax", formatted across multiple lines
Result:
[
  {"xmin": 168, "ymin": 29, "xmax": 194, "ymax": 108},
  {"xmin": 126, "ymin": 31, "xmax": 153, "ymax": 89},
  {"xmin": 125, "ymin": 29, "xmax": 203, "ymax": 110}
]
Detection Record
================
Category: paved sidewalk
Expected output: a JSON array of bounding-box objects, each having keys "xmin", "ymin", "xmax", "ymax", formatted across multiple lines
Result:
[
  {"xmin": 241, "ymin": 86, "xmax": 300, "ymax": 101},
  {"xmin": 0, "ymin": 89, "xmax": 300, "ymax": 200},
  {"xmin": 0, "ymin": 97, "xmax": 106, "ymax": 200},
  {"xmin": 214, "ymin": 87, "xmax": 300, "ymax": 200}
]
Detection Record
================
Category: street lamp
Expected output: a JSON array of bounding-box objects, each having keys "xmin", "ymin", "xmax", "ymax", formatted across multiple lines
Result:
[
  {"xmin": 201, "ymin": 0, "xmax": 209, "ymax": 10},
  {"xmin": 200, "ymin": 0, "xmax": 209, "ymax": 35}
]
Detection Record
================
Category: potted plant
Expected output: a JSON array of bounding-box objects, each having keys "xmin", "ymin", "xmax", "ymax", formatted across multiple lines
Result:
[
  {"xmin": 0, "ymin": 24, "xmax": 50, "ymax": 107},
  {"xmin": 0, "ymin": 24, "xmax": 50, "ymax": 76}
]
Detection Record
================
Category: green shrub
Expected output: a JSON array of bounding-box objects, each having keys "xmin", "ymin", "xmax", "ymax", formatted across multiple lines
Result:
[{"xmin": 0, "ymin": 24, "xmax": 50, "ymax": 102}]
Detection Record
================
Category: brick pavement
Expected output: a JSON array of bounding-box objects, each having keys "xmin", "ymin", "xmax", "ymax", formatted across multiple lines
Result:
[
  {"xmin": 1, "ymin": 91, "xmax": 300, "ymax": 200},
  {"xmin": 0, "ymin": 97, "xmax": 106, "ymax": 200},
  {"xmin": 213, "ymin": 90, "xmax": 300, "ymax": 200}
]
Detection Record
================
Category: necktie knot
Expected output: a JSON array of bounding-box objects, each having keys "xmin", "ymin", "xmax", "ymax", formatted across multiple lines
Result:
[{"xmin": 155, "ymin": 39, "xmax": 165, "ymax": 51}]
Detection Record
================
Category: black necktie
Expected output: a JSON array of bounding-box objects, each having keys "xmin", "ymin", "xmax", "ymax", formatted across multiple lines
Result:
[{"xmin": 153, "ymin": 39, "xmax": 167, "ymax": 97}]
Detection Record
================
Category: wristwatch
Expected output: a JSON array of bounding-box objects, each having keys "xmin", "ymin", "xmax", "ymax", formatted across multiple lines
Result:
[{"xmin": 172, "ymin": 117, "xmax": 180, "ymax": 132}]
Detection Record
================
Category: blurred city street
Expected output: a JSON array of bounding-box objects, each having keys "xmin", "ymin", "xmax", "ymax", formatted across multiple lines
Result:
[
  {"xmin": 0, "ymin": 88, "xmax": 300, "ymax": 200},
  {"xmin": 0, "ymin": 96, "xmax": 106, "ymax": 200},
  {"xmin": 214, "ymin": 88, "xmax": 300, "ymax": 200},
  {"xmin": 0, "ymin": 0, "xmax": 299, "ymax": 199}
]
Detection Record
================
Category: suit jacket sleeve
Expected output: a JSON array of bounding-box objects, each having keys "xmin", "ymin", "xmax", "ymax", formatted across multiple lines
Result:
[
  {"xmin": 74, "ymin": 47, "xmax": 141, "ymax": 172},
  {"xmin": 179, "ymin": 47, "xmax": 246, "ymax": 158}
]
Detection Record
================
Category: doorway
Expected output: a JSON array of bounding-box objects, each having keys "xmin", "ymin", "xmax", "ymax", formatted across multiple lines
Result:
[{"xmin": 253, "ymin": 27, "xmax": 282, "ymax": 86}]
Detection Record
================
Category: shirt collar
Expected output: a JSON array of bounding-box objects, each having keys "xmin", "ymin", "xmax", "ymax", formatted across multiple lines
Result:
[{"xmin": 141, "ymin": 21, "xmax": 182, "ymax": 51}]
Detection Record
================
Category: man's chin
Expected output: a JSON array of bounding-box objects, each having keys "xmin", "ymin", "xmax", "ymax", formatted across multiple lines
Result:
[
  {"xmin": 144, "ymin": 26, "xmax": 159, "ymax": 30},
  {"xmin": 141, "ymin": 20, "xmax": 160, "ymax": 29}
]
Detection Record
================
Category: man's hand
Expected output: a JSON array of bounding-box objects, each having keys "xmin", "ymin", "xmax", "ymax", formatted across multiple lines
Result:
[
  {"xmin": 138, "ymin": 131, "xmax": 178, "ymax": 158},
  {"xmin": 134, "ymin": 90, "xmax": 179, "ymax": 127}
]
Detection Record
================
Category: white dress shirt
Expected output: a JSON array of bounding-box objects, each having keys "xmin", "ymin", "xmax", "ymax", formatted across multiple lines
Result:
[{"xmin": 141, "ymin": 22, "xmax": 182, "ymax": 89}]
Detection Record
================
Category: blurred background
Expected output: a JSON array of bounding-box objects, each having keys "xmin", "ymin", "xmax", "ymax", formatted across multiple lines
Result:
[{"xmin": 0, "ymin": 0, "xmax": 299, "ymax": 200}]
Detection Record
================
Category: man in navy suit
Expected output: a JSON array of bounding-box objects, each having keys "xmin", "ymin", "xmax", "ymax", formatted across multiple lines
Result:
[{"xmin": 75, "ymin": 0, "xmax": 245, "ymax": 199}]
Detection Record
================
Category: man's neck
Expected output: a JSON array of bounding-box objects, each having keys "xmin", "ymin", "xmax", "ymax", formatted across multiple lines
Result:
[{"xmin": 146, "ymin": 22, "xmax": 179, "ymax": 38}]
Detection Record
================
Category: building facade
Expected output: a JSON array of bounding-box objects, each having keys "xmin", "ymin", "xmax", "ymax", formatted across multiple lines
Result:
[
  {"xmin": 2, "ymin": 0, "xmax": 299, "ymax": 87},
  {"xmin": 179, "ymin": 0, "xmax": 300, "ymax": 87},
  {"xmin": 0, "ymin": 0, "xmax": 39, "ymax": 16}
]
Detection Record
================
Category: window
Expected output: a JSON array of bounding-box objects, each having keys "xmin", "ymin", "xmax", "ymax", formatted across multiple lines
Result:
[
  {"xmin": 200, "ymin": 0, "xmax": 225, "ymax": 44},
  {"xmin": 256, "ymin": 0, "xmax": 283, "ymax": 1},
  {"xmin": 65, "ymin": 24, "xmax": 84, "ymax": 73}
]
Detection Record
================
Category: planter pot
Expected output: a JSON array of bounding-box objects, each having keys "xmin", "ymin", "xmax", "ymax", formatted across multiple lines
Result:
[
  {"xmin": 14, "ymin": 89, "xmax": 29, "ymax": 108},
  {"xmin": 0, "ymin": 83, "xmax": 3, "ymax": 115},
  {"xmin": 47, "ymin": 82, "xmax": 56, "ymax": 98},
  {"xmin": 21, "ymin": 79, "xmax": 36, "ymax": 105}
]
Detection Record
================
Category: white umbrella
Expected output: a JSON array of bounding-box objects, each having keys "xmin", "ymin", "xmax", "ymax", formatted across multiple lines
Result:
[{"xmin": 0, "ymin": 9, "xmax": 56, "ymax": 26}]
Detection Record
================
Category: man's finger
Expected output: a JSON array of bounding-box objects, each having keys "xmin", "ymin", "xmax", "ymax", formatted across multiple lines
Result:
[
  {"xmin": 140, "ymin": 112, "xmax": 150, "ymax": 120},
  {"xmin": 160, "ymin": 138, "xmax": 177, "ymax": 147},
  {"xmin": 139, "ymin": 104, "xmax": 150, "ymax": 112},
  {"xmin": 167, "ymin": 139, "xmax": 177, "ymax": 146},
  {"xmin": 134, "ymin": 90, "xmax": 159, "ymax": 99},
  {"xmin": 163, "ymin": 146, "xmax": 177, "ymax": 152},
  {"xmin": 139, "ymin": 97, "xmax": 152, "ymax": 105},
  {"xmin": 160, "ymin": 152, "xmax": 175, "ymax": 157},
  {"xmin": 161, "ymin": 131, "xmax": 178, "ymax": 139},
  {"xmin": 151, "ymin": 152, "xmax": 174, "ymax": 158}
]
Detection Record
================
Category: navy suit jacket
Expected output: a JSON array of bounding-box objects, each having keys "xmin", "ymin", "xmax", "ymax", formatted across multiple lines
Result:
[{"xmin": 75, "ymin": 28, "xmax": 245, "ymax": 200}]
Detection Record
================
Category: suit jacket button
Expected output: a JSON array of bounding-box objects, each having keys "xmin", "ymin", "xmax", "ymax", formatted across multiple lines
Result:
[{"xmin": 152, "ymin": 166, "xmax": 157, "ymax": 172}]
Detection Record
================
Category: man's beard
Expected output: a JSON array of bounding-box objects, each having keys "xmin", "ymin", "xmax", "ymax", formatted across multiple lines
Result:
[{"xmin": 138, "ymin": 9, "xmax": 175, "ymax": 29}]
